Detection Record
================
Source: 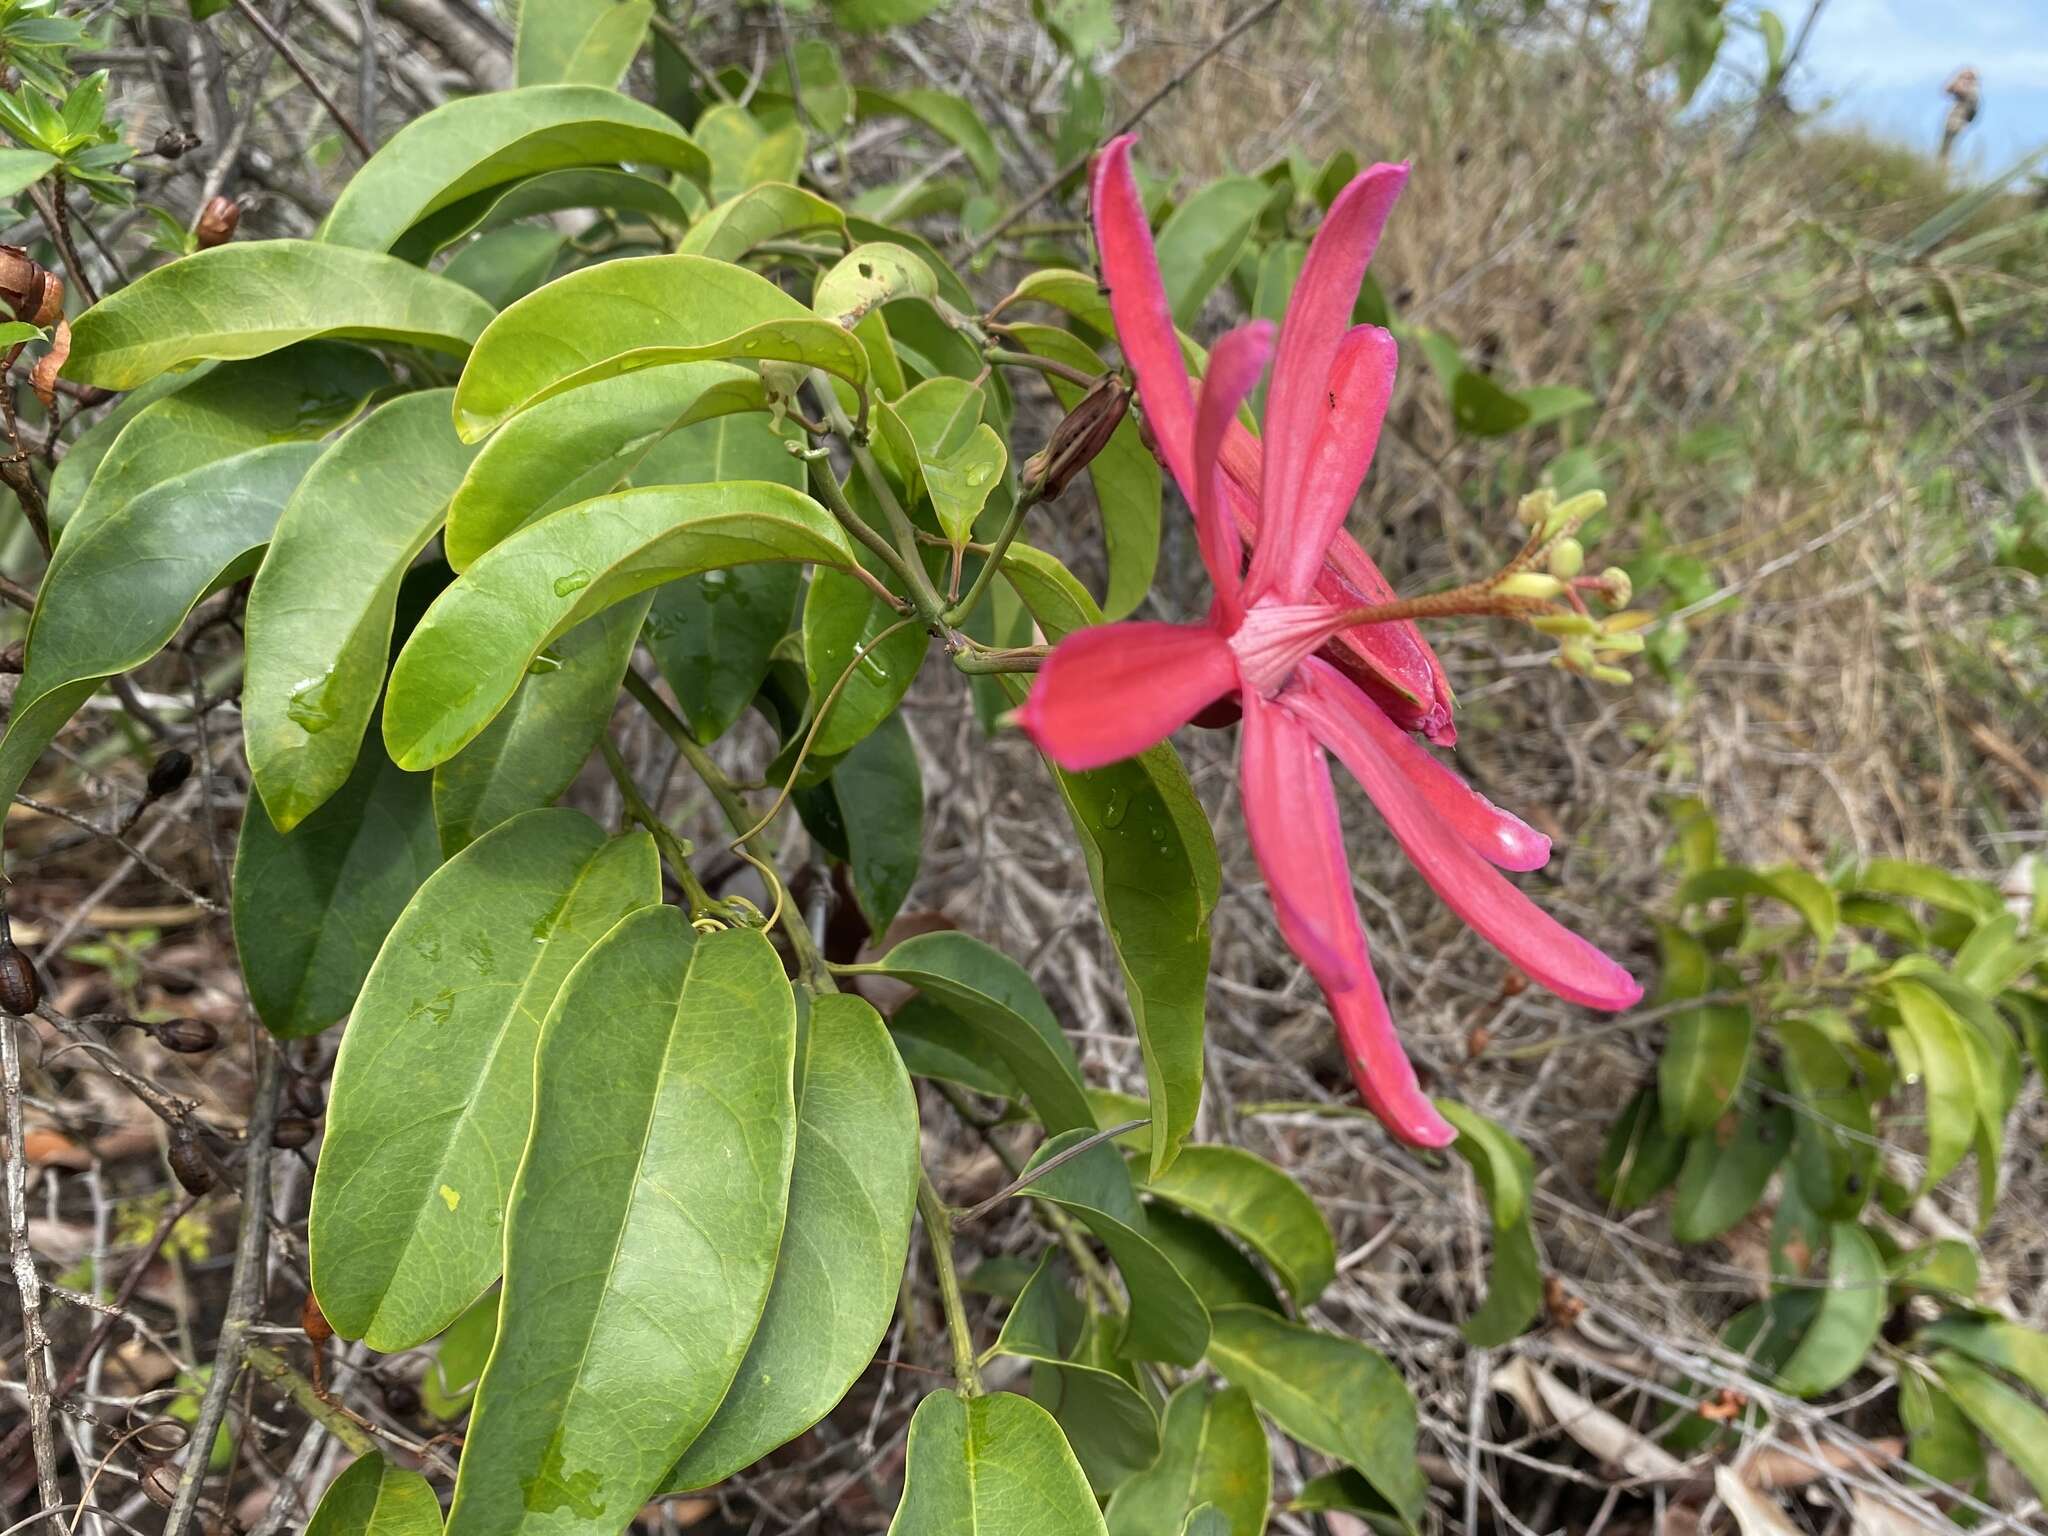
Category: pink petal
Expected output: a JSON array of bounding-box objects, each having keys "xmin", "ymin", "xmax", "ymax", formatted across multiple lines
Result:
[
  {"xmin": 1382, "ymin": 737, "xmax": 1551, "ymax": 872},
  {"xmin": 1286, "ymin": 660, "xmax": 1642, "ymax": 1010},
  {"xmin": 1218, "ymin": 419, "xmax": 1457, "ymax": 743},
  {"xmin": 1239, "ymin": 694, "xmax": 1456, "ymax": 1148},
  {"xmin": 1091, "ymin": 136, "xmax": 1199, "ymax": 503},
  {"xmin": 1251, "ymin": 163, "xmax": 1407, "ymax": 603},
  {"xmin": 1244, "ymin": 324, "xmax": 1397, "ymax": 605},
  {"xmin": 1191, "ymin": 321, "xmax": 1272, "ymax": 626},
  {"xmin": 1016, "ymin": 621, "xmax": 1236, "ymax": 771}
]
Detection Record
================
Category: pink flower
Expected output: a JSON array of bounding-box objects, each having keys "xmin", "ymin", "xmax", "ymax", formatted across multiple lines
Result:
[{"xmin": 1015, "ymin": 136, "xmax": 1641, "ymax": 1148}]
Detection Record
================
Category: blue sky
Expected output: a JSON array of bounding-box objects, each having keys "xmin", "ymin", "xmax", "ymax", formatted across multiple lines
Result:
[{"xmin": 1718, "ymin": 0, "xmax": 2048, "ymax": 176}]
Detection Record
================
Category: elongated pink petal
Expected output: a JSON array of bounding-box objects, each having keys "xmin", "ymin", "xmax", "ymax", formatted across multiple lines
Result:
[
  {"xmin": 1287, "ymin": 660, "xmax": 1641, "ymax": 1010},
  {"xmin": 1219, "ymin": 420, "xmax": 1457, "ymax": 743},
  {"xmin": 1239, "ymin": 694, "xmax": 1456, "ymax": 1148},
  {"xmin": 1091, "ymin": 136, "xmax": 1199, "ymax": 502},
  {"xmin": 1016, "ymin": 621, "xmax": 1236, "ymax": 771},
  {"xmin": 1381, "ymin": 737, "xmax": 1551, "ymax": 871},
  {"xmin": 1191, "ymin": 321, "xmax": 1271, "ymax": 626},
  {"xmin": 1250, "ymin": 163, "xmax": 1407, "ymax": 603}
]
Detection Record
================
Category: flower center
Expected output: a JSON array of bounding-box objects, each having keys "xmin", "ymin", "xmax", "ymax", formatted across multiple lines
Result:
[{"xmin": 1228, "ymin": 601, "xmax": 1352, "ymax": 698}]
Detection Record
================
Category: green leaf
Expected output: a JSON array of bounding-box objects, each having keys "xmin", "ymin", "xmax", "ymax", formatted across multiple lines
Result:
[
  {"xmin": 308, "ymin": 810, "xmax": 657, "ymax": 1346},
  {"xmin": 452, "ymin": 254, "xmax": 866, "ymax": 440},
  {"xmin": 515, "ymin": 0, "xmax": 650, "ymax": 87},
  {"xmin": 677, "ymin": 182, "xmax": 848, "ymax": 263},
  {"xmin": 852, "ymin": 930, "xmax": 1094, "ymax": 1133},
  {"xmin": 1205, "ymin": 1306, "xmax": 1424, "ymax": 1528},
  {"xmin": 1597, "ymin": 1086, "xmax": 1687, "ymax": 1208},
  {"xmin": 886, "ymin": 1390, "xmax": 1108, "ymax": 1535},
  {"xmin": 50, "ymin": 345, "xmax": 388, "ymax": 539},
  {"xmin": 1141, "ymin": 1145, "xmax": 1335, "ymax": 1307},
  {"xmin": 1142, "ymin": 1205, "xmax": 1284, "ymax": 1314},
  {"xmin": 1439, "ymin": 1100, "xmax": 1544, "ymax": 1348},
  {"xmin": 234, "ymin": 740, "xmax": 441, "ymax": 1039},
  {"xmin": 1670, "ymin": 1092, "xmax": 1792, "ymax": 1243},
  {"xmin": 667, "ymin": 992, "xmax": 919, "ymax": 1488},
  {"xmin": 441, "ymin": 224, "xmax": 564, "ymax": 309},
  {"xmin": 430, "ymin": 599, "xmax": 650, "ymax": 855},
  {"xmin": 800, "ymin": 565, "xmax": 929, "ymax": 757},
  {"xmin": 444, "ymin": 913, "xmax": 797, "ymax": 1536},
  {"xmin": 1679, "ymin": 865, "xmax": 1839, "ymax": 944},
  {"xmin": 1888, "ymin": 1239, "xmax": 1979, "ymax": 1301},
  {"xmin": 762, "ymin": 37, "xmax": 852, "ymax": 135},
  {"xmin": 305, "ymin": 1453, "xmax": 443, "ymax": 1536},
  {"xmin": 1660, "ymin": 999, "xmax": 1753, "ymax": 1136},
  {"xmin": 1854, "ymin": 859, "xmax": 2003, "ymax": 923},
  {"xmin": 1513, "ymin": 384, "xmax": 1596, "ymax": 429},
  {"xmin": 383, "ymin": 480, "xmax": 852, "ymax": 770},
  {"xmin": 693, "ymin": 103, "xmax": 805, "ymax": 204},
  {"xmin": 0, "ymin": 147, "xmax": 55, "ymax": 199},
  {"xmin": 1290, "ymin": 1471, "xmax": 1406, "ymax": 1531},
  {"xmin": 815, "ymin": 712, "xmax": 924, "ymax": 934},
  {"xmin": 0, "ymin": 443, "xmax": 322, "ymax": 828},
  {"xmin": 1022, "ymin": 1129, "xmax": 1211, "ymax": 1366},
  {"xmin": 999, "ymin": 323, "xmax": 1160, "ymax": 620},
  {"xmin": 854, "ymin": 87, "xmax": 999, "ymax": 186},
  {"xmin": 66, "ymin": 243, "xmax": 494, "ymax": 390},
  {"xmin": 1153, "ymin": 177, "xmax": 1271, "ymax": 326},
  {"xmin": 997, "ymin": 559, "xmax": 1216, "ymax": 1179},
  {"xmin": 395, "ymin": 167, "xmax": 689, "ymax": 264},
  {"xmin": 646, "ymin": 563, "xmax": 800, "ymax": 744},
  {"xmin": 1918, "ymin": 1315, "xmax": 2048, "ymax": 1396},
  {"xmin": 923, "ymin": 423, "xmax": 1007, "ymax": 546},
  {"xmin": 1775, "ymin": 1017, "xmax": 1877, "ymax": 1220},
  {"xmin": 1104, "ymin": 1381, "xmax": 1268, "ymax": 1536},
  {"xmin": 245, "ymin": 392, "xmax": 481, "ymax": 832},
  {"xmin": 992, "ymin": 1251, "xmax": 1162, "ymax": 1494},
  {"xmin": 322, "ymin": 85, "xmax": 705, "ymax": 252},
  {"xmin": 421, "ymin": 1289, "xmax": 498, "ymax": 1421},
  {"xmin": 1900, "ymin": 1369, "xmax": 1988, "ymax": 1495},
  {"xmin": 813, "ymin": 240, "xmax": 937, "ymax": 326},
  {"xmin": 1774, "ymin": 1222, "xmax": 1883, "ymax": 1397},
  {"xmin": 1886, "ymin": 978, "xmax": 1980, "ymax": 1194},
  {"xmin": 1932, "ymin": 1351, "xmax": 2048, "ymax": 1506}
]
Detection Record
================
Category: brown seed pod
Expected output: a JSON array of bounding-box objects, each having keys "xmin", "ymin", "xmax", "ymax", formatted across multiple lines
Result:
[
  {"xmin": 301, "ymin": 1291, "xmax": 333, "ymax": 1344},
  {"xmin": 167, "ymin": 1134, "xmax": 213, "ymax": 1197},
  {"xmin": 154, "ymin": 1016, "xmax": 219, "ymax": 1054},
  {"xmin": 0, "ymin": 939, "xmax": 42, "ymax": 1015},
  {"xmin": 153, "ymin": 127, "xmax": 202, "ymax": 159},
  {"xmin": 194, "ymin": 196, "xmax": 240, "ymax": 250},
  {"xmin": 140, "ymin": 1461, "xmax": 181, "ymax": 1507},
  {"xmin": 287, "ymin": 1075, "xmax": 326, "ymax": 1118},
  {"xmin": 146, "ymin": 748, "xmax": 193, "ymax": 798},
  {"xmin": 271, "ymin": 1116, "xmax": 316, "ymax": 1150},
  {"xmin": 0, "ymin": 245, "xmax": 62, "ymax": 328}
]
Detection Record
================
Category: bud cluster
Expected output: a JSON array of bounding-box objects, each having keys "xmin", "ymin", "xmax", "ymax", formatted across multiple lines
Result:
[{"xmin": 1494, "ymin": 489, "xmax": 1647, "ymax": 686}]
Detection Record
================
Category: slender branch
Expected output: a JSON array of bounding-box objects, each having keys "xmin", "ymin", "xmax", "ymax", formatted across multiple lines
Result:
[
  {"xmin": 26, "ymin": 178, "xmax": 97, "ymax": 307},
  {"xmin": 649, "ymin": 16, "xmax": 737, "ymax": 107},
  {"xmin": 598, "ymin": 735, "xmax": 720, "ymax": 914},
  {"xmin": 944, "ymin": 484, "xmax": 1044, "ymax": 626},
  {"xmin": 3, "ymin": 1007, "xmax": 63, "ymax": 1528},
  {"xmin": 982, "ymin": 346, "xmax": 1098, "ymax": 389},
  {"xmin": 915, "ymin": 1173, "xmax": 982, "ymax": 1396},
  {"xmin": 227, "ymin": 0, "xmax": 374, "ymax": 159},
  {"xmin": 952, "ymin": 1120, "xmax": 1148, "ymax": 1225},
  {"xmin": 801, "ymin": 450, "xmax": 923, "ymax": 608},
  {"xmin": 960, "ymin": 0, "xmax": 1287, "ymax": 258}
]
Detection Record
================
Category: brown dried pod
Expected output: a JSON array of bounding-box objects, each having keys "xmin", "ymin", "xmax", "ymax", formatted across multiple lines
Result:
[
  {"xmin": 154, "ymin": 1016, "xmax": 219, "ymax": 1054},
  {"xmin": 0, "ymin": 938, "xmax": 41, "ymax": 1015},
  {"xmin": 140, "ymin": 1461, "xmax": 181, "ymax": 1507},
  {"xmin": 146, "ymin": 748, "xmax": 193, "ymax": 798},
  {"xmin": 271, "ymin": 1115, "xmax": 316, "ymax": 1150},
  {"xmin": 287, "ymin": 1075, "xmax": 325, "ymax": 1118},
  {"xmin": 1021, "ymin": 371, "xmax": 1131, "ymax": 502},
  {"xmin": 381, "ymin": 1378, "xmax": 421, "ymax": 1418},
  {"xmin": 300, "ymin": 1291, "xmax": 333, "ymax": 1344},
  {"xmin": 167, "ymin": 1134, "xmax": 213, "ymax": 1197},
  {"xmin": 194, "ymin": 196, "xmax": 240, "ymax": 250},
  {"xmin": 0, "ymin": 245, "xmax": 62, "ymax": 328},
  {"xmin": 153, "ymin": 127, "xmax": 202, "ymax": 159}
]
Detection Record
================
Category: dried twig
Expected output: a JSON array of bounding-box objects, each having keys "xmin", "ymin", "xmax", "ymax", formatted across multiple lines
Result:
[{"xmin": 3, "ymin": 1007, "xmax": 64, "ymax": 1528}]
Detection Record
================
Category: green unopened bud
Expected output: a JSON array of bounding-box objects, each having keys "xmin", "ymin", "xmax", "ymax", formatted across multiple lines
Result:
[
  {"xmin": 1515, "ymin": 488, "xmax": 1556, "ymax": 529},
  {"xmin": 1544, "ymin": 490, "xmax": 1606, "ymax": 538},
  {"xmin": 1498, "ymin": 571, "xmax": 1567, "ymax": 601},
  {"xmin": 1598, "ymin": 566, "xmax": 1633, "ymax": 607},
  {"xmin": 1530, "ymin": 612, "xmax": 1599, "ymax": 637},
  {"xmin": 1024, "ymin": 373, "xmax": 1130, "ymax": 501},
  {"xmin": 1589, "ymin": 662, "xmax": 1632, "ymax": 686},
  {"xmin": 1554, "ymin": 636, "xmax": 1597, "ymax": 675},
  {"xmin": 1593, "ymin": 630, "xmax": 1645, "ymax": 657},
  {"xmin": 1546, "ymin": 537, "xmax": 1585, "ymax": 579}
]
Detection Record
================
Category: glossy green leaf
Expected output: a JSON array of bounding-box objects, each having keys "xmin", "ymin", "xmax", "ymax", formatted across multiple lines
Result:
[
  {"xmin": 1142, "ymin": 1205, "xmax": 1285, "ymax": 1314},
  {"xmin": 1290, "ymin": 1471, "xmax": 1406, "ymax": 1531},
  {"xmin": 444, "ymin": 360, "xmax": 761, "ymax": 568},
  {"xmin": 694, "ymin": 103, "xmax": 805, "ymax": 203},
  {"xmin": 1854, "ymin": 859, "xmax": 2005, "ymax": 922},
  {"xmin": 886, "ymin": 1389, "xmax": 1108, "ymax": 1535},
  {"xmin": 452, "ymin": 254, "xmax": 865, "ymax": 440},
  {"xmin": 515, "ymin": 0, "xmax": 650, "ymax": 87},
  {"xmin": 992, "ymin": 1252, "xmax": 1161, "ymax": 1493},
  {"xmin": 1679, "ymin": 864, "xmax": 1840, "ymax": 943},
  {"xmin": 677, "ymin": 182, "xmax": 848, "ymax": 263},
  {"xmin": 997, "ymin": 267, "xmax": 1112, "ymax": 336},
  {"xmin": 1659, "ymin": 998, "xmax": 1753, "ymax": 1137},
  {"xmin": 1104, "ymin": 1381, "xmax": 1268, "ymax": 1536},
  {"xmin": 1142, "ymin": 1145, "xmax": 1335, "ymax": 1306},
  {"xmin": 441, "ymin": 224, "xmax": 564, "ymax": 309},
  {"xmin": 1597, "ymin": 1086, "xmax": 1687, "ymax": 1208},
  {"xmin": 0, "ymin": 443, "xmax": 321, "ymax": 827},
  {"xmin": 923, "ymin": 423, "xmax": 1007, "ymax": 546},
  {"xmin": 1204, "ymin": 1306, "xmax": 1424, "ymax": 1528},
  {"xmin": 815, "ymin": 712, "xmax": 924, "ymax": 934},
  {"xmin": 65, "ymin": 243, "xmax": 494, "ymax": 389},
  {"xmin": 323, "ymin": 85, "xmax": 705, "ymax": 251},
  {"xmin": 52, "ymin": 345, "xmax": 388, "ymax": 539},
  {"xmin": 1022, "ymin": 1129, "xmax": 1210, "ymax": 1366},
  {"xmin": 384, "ymin": 480, "xmax": 852, "ymax": 769},
  {"xmin": 1000, "ymin": 323, "xmax": 1160, "ymax": 619},
  {"xmin": 852, "ymin": 930, "xmax": 1093, "ymax": 1133},
  {"xmin": 309, "ymin": 812, "xmax": 657, "ymax": 1345},
  {"xmin": 800, "ymin": 565, "xmax": 929, "ymax": 757},
  {"xmin": 1439, "ymin": 1100, "xmax": 1544, "ymax": 1348},
  {"xmin": 1670, "ymin": 1093, "xmax": 1792, "ymax": 1243},
  {"xmin": 421, "ymin": 1289, "xmax": 498, "ymax": 1421},
  {"xmin": 813, "ymin": 241, "xmax": 936, "ymax": 325},
  {"xmin": 854, "ymin": 86, "xmax": 999, "ymax": 186},
  {"xmin": 1154, "ymin": 177, "xmax": 1272, "ymax": 326},
  {"xmin": 445, "ymin": 913, "xmax": 797, "ymax": 1536},
  {"xmin": 888, "ymin": 995, "xmax": 1022, "ymax": 1096},
  {"xmin": 396, "ymin": 167, "xmax": 688, "ymax": 263},
  {"xmin": 668, "ymin": 992, "xmax": 918, "ymax": 1489},
  {"xmin": 246, "ymin": 392, "xmax": 480, "ymax": 832},
  {"xmin": 1775, "ymin": 1222, "xmax": 1883, "ymax": 1397},
  {"xmin": 0, "ymin": 148, "xmax": 55, "ymax": 199},
  {"xmin": 1919, "ymin": 1315, "xmax": 2048, "ymax": 1396},
  {"xmin": 1886, "ymin": 978, "xmax": 1980, "ymax": 1193},
  {"xmin": 233, "ymin": 733, "xmax": 439, "ymax": 1039},
  {"xmin": 305, "ymin": 1453, "xmax": 443, "ymax": 1536},
  {"xmin": 999, "ymin": 552, "xmax": 1216, "ymax": 1179},
  {"xmin": 1932, "ymin": 1351, "xmax": 2048, "ymax": 1506},
  {"xmin": 430, "ymin": 598, "xmax": 649, "ymax": 855}
]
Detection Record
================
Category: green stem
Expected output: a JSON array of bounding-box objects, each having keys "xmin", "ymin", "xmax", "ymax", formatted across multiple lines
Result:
[
  {"xmin": 983, "ymin": 346, "xmax": 1098, "ymax": 389},
  {"xmin": 917, "ymin": 1171, "xmax": 984, "ymax": 1396},
  {"xmin": 818, "ymin": 391, "xmax": 951, "ymax": 625},
  {"xmin": 802, "ymin": 449, "xmax": 925, "ymax": 608},
  {"xmin": 944, "ymin": 484, "xmax": 1043, "ymax": 626},
  {"xmin": 599, "ymin": 735, "xmax": 719, "ymax": 915},
  {"xmin": 949, "ymin": 645, "xmax": 1049, "ymax": 676}
]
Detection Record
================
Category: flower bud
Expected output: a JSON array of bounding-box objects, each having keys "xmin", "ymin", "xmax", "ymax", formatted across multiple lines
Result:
[
  {"xmin": 1598, "ymin": 567, "xmax": 1633, "ymax": 608},
  {"xmin": 1023, "ymin": 373, "xmax": 1130, "ymax": 501},
  {"xmin": 1497, "ymin": 571, "xmax": 1566, "ymax": 602},
  {"xmin": 154, "ymin": 1017, "xmax": 218, "ymax": 1054},
  {"xmin": 1514, "ymin": 488, "xmax": 1555, "ymax": 529},
  {"xmin": 0, "ymin": 937, "xmax": 40, "ymax": 1016},
  {"xmin": 1529, "ymin": 612, "xmax": 1598, "ymax": 637},
  {"xmin": 1545, "ymin": 537, "xmax": 1584, "ymax": 580},
  {"xmin": 194, "ymin": 196, "xmax": 239, "ymax": 249},
  {"xmin": 146, "ymin": 748, "xmax": 193, "ymax": 799}
]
